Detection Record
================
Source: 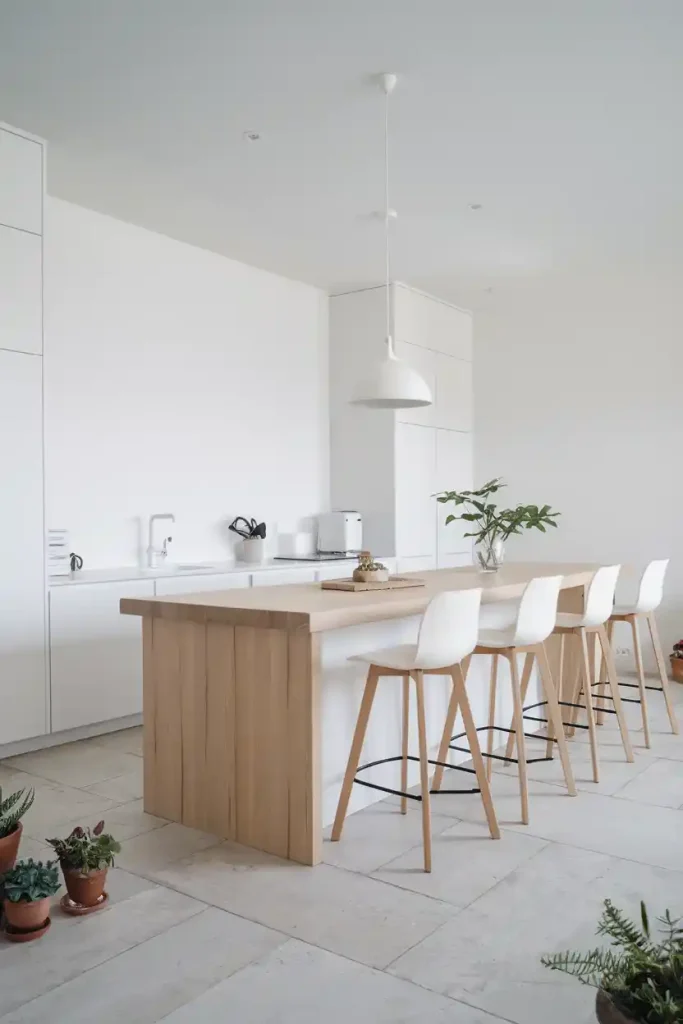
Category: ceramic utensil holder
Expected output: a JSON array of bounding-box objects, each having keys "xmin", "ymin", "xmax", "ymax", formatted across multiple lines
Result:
[{"xmin": 240, "ymin": 537, "xmax": 265, "ymax": 564}]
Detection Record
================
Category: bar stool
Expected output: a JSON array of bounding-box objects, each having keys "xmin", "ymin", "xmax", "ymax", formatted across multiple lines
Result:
[
  {"xmin": 331, "ymin": 588, "xmax": 500, "ymax": 873},
  {"xmin": 519, "ymin": 565, "xmax": 634, "ymax": 783},
  {"xmin": 433, "ymin": 576, "xmax": 577, "ymax": 826},
  {"xmin": 598, "ymin": 559, "xmax": 679, "ymax": 745}
]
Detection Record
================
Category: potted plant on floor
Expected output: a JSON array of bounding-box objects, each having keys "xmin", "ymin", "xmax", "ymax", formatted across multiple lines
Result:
[
  {"xmin": 436, "ymin": 477, "xmax": 560, "ymax": 571},
  {"xmin": 0, "ymin": 787, "xmax": 35, "ymax": 876},
  {"xmin": 670, "ymin": 640, "xmax": 683, "ymax": 683},
  {"xmin": 3, "ymin": 858, "xmax": 60, "ymax": 942},
  {"xmin": 541, "ymin": 899, "xmax": 683, "ymax": 1023},
  {"xmin": 46, "ymin": 820, "xmax": 121, "ymax": 915}
]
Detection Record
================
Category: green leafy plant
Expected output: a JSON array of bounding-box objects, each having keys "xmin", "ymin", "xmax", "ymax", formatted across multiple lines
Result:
[
  {"xmin": 356, "ymin": 551, "xmax": 386, "ymax": 572},
  {"xmin": 46, "ymin": 821, "xmax": 121, "ymax": 874},
  {"xmin": 436, "ymin": 477, "xmax": 560, "ymax": 545},
  {"xmin": 541, "ymin": 899, "xmax": 683, "ymax": 1024},
  {"xmin": 3, "ymin": 859, "xmax": 60, "ymax": 903},
  {"xmin": 0, "ymin": 787, "xmax": 35, "ymax": 839}
]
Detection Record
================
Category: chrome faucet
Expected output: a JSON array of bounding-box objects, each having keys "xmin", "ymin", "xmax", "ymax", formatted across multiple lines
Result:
[{"xmin": 147, "ymin": 513, "xmax": 175, "ymax": 568}]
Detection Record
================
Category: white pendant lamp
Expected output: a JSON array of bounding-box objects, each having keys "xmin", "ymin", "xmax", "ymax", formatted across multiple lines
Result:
[{"xmin": 353, "ymin": 73, "xmax": 432, "ymax": 410}]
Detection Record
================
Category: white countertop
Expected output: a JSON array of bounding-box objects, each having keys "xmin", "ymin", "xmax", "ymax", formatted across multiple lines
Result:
[{"xmin": 48, "ymin": 558, "xmax": 356, "ymax": 587}]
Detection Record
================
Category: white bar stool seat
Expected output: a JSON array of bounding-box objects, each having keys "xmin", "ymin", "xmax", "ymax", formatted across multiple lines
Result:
[{"xmin": 331, "ymin": 588, "xmax": 500, "ymax": 873}]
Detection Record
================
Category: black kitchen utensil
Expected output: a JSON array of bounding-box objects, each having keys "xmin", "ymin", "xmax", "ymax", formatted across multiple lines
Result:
[{"xmin": 229, "ymin": 516, "xmax": 266, "ymax": 540}]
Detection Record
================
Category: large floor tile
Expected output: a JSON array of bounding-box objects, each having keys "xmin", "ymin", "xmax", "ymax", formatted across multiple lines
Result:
[
  {"xmin": 3, "ymin": 907, "xmax": 285, "ymax": 1024},
  {"xmin": 153, "ymin": 841, "xmax": 456, "ymax": 969},
  {"xmin": 161, "ymin": 937, "xmax": 505, "ymax": 1024},
  {"xmin": 373, "ymin": 821, "xmax": 549, "ymax": 907},
  {"xmin": 87, "ymin": 726, "xmax": 143, "ymax": 757},
  {"xmin": 84, "ymin": 760, "xmax": 143, "ymax": 802},
  {"xmin": 613, "ymin": 757, "xmax": 683, "ymax": 809},
  {"xmin": 389, "ymin": 842, "xmax": 683, "ymax": 1024},
  {"xmin": 3, "ymin": 744, "xmax": 142, "ymax": 789},
  {"xmin": 115, "ymin": 822, "xmax": 223, "ymax": 874},
  {"xmin": 323, "ymin": 797, "xmax": 459, "ymax": 875},
  {"xmin": 434, "ymin": 769, "xmax": 683, "ymax": 871},
  {"xmin": 19, "ymin": 781, "xmax": 119, "ymax": 841},
  {"xmin": 0, "ymin": 882, "xmax": 204, "ymax": 1016},
  {"xmin": 45, "ymin": 799, "xmax": 167, "ymax": 843}
]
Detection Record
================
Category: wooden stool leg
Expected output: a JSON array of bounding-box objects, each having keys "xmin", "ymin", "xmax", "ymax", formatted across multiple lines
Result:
[
  {"xmin": 536, "ymin": 643, "xmax": 577, "ymax": 796},
  {"xmin": 596, "ymin": 620, "xmax": 612, "ymax": 725},
  {"xmin": 504, "ymin": 652, "xmax": 534, "ymax": 761},
  {"xmin": 566, "ymin": 634, "xmax": 584, "ymax": 738},
  {"xmin": 647, "ymin": 611, "xmax": 679, "ymax": 735},
  {"xmin": 597, "ymin": 625, "xmax": 634, "ymax": 763},
  {"xmin": 578, "ymin": 629, "xmax": 600, "ymax": 783},
  {"xmin": 432, "ymin": 674, "xmax": 460, "ymax": 793},
  {"xmin": 331, "ymin": 666, "xmax": 380, "ymax": 841},
  {"xmin": 401, "ymin": 674, "xmax": 410, "ymax": 813},
  {"xmin": 630, "ymin": 615, "xmax": 651, "ymax": 748},
  {"xmin": 451, "ymin": 663, "xmax": 500, "ymax": 840},
  {"xmin": 414, "ymin": 670, "xmax": 432, "ymax": 873},
  {"xmin": 509, "ymin": 651, "xmax": 529, "ymax": 825},
  {"xmin": 486, "ymin": 654, "xmax": 499, "ymax": 781}
]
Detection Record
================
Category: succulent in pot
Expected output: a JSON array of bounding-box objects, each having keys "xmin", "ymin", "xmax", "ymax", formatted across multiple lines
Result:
[
  {"xmin": 3, "ymin": 858, "xmax": 60, "ymax": 939},
  {"xmin": 0, "ymin": 787, "xmax": 35, "ymax": 876},
  {"xmin": 353, "ymin": 551, "xmax": 389, "ymax": 583},
  {"xmin": 46, "ymin": 821, "xmax": 121, "ymax": 910}
]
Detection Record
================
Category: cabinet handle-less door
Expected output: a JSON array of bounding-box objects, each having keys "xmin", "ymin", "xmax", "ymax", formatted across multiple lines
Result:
[{"xmin": 0, "ymin": 129, "xmax": 42, "ymax": 235}]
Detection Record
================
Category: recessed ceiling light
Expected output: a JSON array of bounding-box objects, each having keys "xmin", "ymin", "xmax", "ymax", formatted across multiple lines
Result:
[
  {"xmin": 243, "ymin": 130, "xmax": 262, "ymax": 142},
  {"xmin": 468, "ymin": 202, "xmax": 482, "ymax": 211}
]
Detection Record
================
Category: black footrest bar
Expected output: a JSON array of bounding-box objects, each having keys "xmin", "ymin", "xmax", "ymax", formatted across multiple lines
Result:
[{"xmin": 354, "ymin": 754, "xmax": 480, "ymax": 801}]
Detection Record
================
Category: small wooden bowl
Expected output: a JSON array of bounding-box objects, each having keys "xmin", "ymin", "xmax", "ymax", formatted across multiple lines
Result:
[{"xmin": 352, "ymin": 568, "xmax": 390, "ymax": 584}]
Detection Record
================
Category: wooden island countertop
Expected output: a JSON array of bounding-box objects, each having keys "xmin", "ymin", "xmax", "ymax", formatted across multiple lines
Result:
[{"xmin": 120, "ymin": 562, "xmax": 598, "ymax": 865}]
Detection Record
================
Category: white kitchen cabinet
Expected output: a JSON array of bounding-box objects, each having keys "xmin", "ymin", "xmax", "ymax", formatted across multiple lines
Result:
[
  {"xmin": 315, "ymin": 562, "xmax": 357, "ymax": 581},
  {"xmin": 0, "ymin": 128, "xmax": 42, "ymax": 235},
  {"xmin": 251, "ymin": 567, "xmax": 317, "ymax": 586},
  {"xmin": 394, "ymin": 340, "xmax": 436, "ymax": 427},
  {"xmin": 0, "ymin": 351, "xmax": 46, "ymax": 744},
  {"xmin": 155, "ymin": 572, "xmax": 250, "ymax": 596},
  {"xmin": 395, "ymin": 422, "xmax": 437, "ymax": 558},
  {"xmin": 394, "ymin": 283, "xmax": 472, "ymax": 360},
  {"xmin": 436, "ymin": 428, "xmax": 474, "ymax": 560},
  {"xmin": 49, "ymin": 580, "xmax": 154, "ymax": 732},
  {"xmin": 435, "ymin": 354, "xmax": 473, "ymax": 432},
  {"xmin": 438, "ymin": 552, "xmax": 473, "ymax": 568},
  {"xmin": 396, "ymin": 555, "xmax": 437, "ymax": 573},
  {"xmin": 0, "ymin": 225, "xmax": 42, "ymax": 354}
]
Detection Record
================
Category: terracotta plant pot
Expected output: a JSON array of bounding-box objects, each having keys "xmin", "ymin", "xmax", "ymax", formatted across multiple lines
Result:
[
  {"xmin": 670, "ymin": 656, "xmax": 683, "ymax": 684},
  {"xmin": 62, "ymin": 866, "xmax": 107, "ymax": 908},
  {"xmin": 596, "ymin": 989, "xmax": 638, "ymax": 1024},
  {"xmin": 3, "ymin": 895, "xmax": 50, "ymax": 933},
  {"xmin": 0, "ymin": 823, "xmax": 22, "ymax": 877},
  {"xmin": 352, "ymin": 568, "xmax": 389, "ymax": 583}
]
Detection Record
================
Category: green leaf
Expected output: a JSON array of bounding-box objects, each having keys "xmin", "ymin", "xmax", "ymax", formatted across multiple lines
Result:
[{"xmin": 445, "ymin": 514, "xmax": 456, "ymax": 525}]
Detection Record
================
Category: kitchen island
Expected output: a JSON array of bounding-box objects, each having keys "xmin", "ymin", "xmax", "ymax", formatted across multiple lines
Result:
[{"xmin": 121, "ymin": 562, "xmax": 597, "ymax": 865}]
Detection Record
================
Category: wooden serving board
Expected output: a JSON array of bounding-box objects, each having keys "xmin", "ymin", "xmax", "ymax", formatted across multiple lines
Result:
[{"xmin": 321, "ymin": 576, "xmax": 425, "ymax": 592}]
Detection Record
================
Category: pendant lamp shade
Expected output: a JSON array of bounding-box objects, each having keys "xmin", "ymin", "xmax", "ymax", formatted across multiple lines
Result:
[
  {"xmin": 352, "ymin": 335, "xmax": 433, "ymax": 408},
  {"xmin": 353, "ymin": 73, "xmax": 433, "ymax": 411}
]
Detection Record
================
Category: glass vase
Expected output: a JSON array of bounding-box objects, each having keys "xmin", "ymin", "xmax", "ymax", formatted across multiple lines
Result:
[{"xmin": 474, "ymin": 535, "xmax": 505, "ymax": 572}]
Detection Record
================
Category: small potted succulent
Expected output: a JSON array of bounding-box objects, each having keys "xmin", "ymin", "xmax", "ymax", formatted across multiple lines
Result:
[
  {"xmin": 353, "ymin": 551, "xmax": 389, "ymax": 584},
  {"xmin": 542, "ymin": 899, "xmax": 683, "ymax": 1023},
  {"xmin": 3, "ymin": 858, "xmax": 60, "ymax": 941},
  {"xmin": 46, "ymin": 821, "xmax": 121, "ymax": 914},
  {"xmin": 670, "ymin": 640, "xmax": 683, "ymax": 684},
  {"xmin": 0, "ymin": 787, "xmax": 35, "ymax": 876}
]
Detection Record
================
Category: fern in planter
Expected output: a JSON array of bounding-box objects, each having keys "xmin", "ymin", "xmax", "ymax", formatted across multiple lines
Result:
[{"xmin": 542, "ymin": 899, "xmax": 683, "ymax": 1023}]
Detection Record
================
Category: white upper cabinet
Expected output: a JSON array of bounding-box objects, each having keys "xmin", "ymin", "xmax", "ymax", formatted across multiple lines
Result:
[
  {"xmin": 394, "ymin": 340, "xmax": 437, "ymax": 427},
  {"xmin": 395, "ymin": 422, "xmax": 437, "ymax": 558},
  {"xmin": 0, "ymin": 129, "xmax": 42, "ymax": 235},
  {"xmin": 0, "ymin": 225, "xmax": 42, "ymax": 354},
  {"xmin": 435, "ymin": 353, "xmax": 473, "ymax": 432},
  {"xmin": 0, "ymin": 351, "xmax": 46, "ymax": 744},
  {"xmin": 393, "ymin": 284, "xmax": 472, "ymax": 360},
  {"xmin": 435, "ymin": 428, "xmax": 473, "ymax": 557}
]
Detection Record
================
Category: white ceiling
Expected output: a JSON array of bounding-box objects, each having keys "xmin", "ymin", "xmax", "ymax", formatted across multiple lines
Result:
[{"xmin": 0, "ymin": 0, "xmax": 681, "ymax": 307}]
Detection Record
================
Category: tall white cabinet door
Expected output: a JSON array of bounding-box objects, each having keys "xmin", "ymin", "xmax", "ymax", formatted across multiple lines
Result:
[
  {"xmin": 0, "ymin": 226, "xmax": 42, "ymax": 354},
  {"xmin": 436, "ymin": 429, "xmax": 474, "ymax": 561},
  {"xmin": 49, "ymin": 580, "xmax": 154, "ymax": 732},
  {"xmin": 435, "ymin": 354, "xmax": 473, "ymax": 432},
  {"xmin": 395, "ymin": 422, "xmax": 437, "ymax": 558},
  {"xmin": 394, "ymin": 341, "xmax": 436, "ymax": 427},
  {"xmin": 0, "ymin": 129, "xmax": 42, "ymax": 235},
  {"xmin": 0, "ymin": 351, "xmax": 46, "ymax": 744}
]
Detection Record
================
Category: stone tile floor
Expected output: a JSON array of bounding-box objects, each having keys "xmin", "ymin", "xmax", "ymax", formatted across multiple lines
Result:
[{"xmin": 0, "ymin": 678, "xmax": 681, "ymax": 1022}]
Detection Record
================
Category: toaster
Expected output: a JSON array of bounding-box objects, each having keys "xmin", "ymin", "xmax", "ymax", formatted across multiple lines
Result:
[{"xmin": 317, "ymin": 511, "xmax": 363, "ymax": 556}]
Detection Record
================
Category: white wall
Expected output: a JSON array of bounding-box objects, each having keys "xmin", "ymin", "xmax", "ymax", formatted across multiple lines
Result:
[
  {"xmin": 475, "ymin": 274, "xmax": 683, "ymax": 667},
  {"xmin": 43, "ymin": 197, "xmax": 329, "ymax": 568}
]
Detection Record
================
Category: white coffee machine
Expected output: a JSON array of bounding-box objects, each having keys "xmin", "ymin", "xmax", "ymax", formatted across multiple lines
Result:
[{"xmin": 317, "ymin": 511, "xmax": 363, "ymax": 556}]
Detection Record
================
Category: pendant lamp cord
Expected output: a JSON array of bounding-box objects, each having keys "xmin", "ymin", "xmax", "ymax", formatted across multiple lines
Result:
[{"xmin": 384, "ymin": 81, "xmax": 392, "ymax": 351}]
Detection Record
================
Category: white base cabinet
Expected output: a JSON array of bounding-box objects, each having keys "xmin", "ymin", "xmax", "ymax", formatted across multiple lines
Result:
[{"xmin": 49, "ymin": 580, "xmax": 154, "ymax": 732}]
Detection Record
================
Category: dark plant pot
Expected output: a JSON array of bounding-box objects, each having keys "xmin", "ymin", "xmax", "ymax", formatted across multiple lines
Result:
[
  {"xmin": 3, "ymin": 895, "xmax": 50, "ymax": 933},
  {"xmin": 596, "ymin": 989, "xmax": 638, "ymax": 1024},
  {"xmin": 0, "ymin": 823, "xmax": 22, "ymax": 877},
  {"xmin": 62, "ymin": 866, "xmax": 107, "ymax": 908}
]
